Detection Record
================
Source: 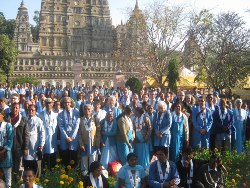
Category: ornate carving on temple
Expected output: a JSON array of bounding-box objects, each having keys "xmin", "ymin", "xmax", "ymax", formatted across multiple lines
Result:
[{"xmin": 13, "ymin": 0, "xmax": 142, "ymax": 85}]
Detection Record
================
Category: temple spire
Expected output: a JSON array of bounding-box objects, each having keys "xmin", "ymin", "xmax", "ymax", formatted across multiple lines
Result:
[
  {"xmin": 21, "ymin": 0, "xmax": 24, "ymax": 6},
  {"xmin": 135, "ymin": 0, "xmax": 139, "ymax": 9}
]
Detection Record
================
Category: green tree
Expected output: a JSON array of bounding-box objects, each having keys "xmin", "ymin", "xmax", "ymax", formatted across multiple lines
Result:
[
  {"xmin": 125, "ymin": 77, "xmax": 143, "ymax": 94},
  {"xmin": 114, "ymin": 2, "xmax": 187, "ymax": 87},
  {"xmin": 188, "ymin": 11, "xmax": 250, "ymax": 91},
  {"xmin": 0, "ymin": 72, "xmax": 7, "ymax": 84},
  {"xmin": 31, "ymin": 10, "xmax": 40, "ymax": 42},
  {"xmin": 167, "ymin": 58, "xmax": 180, "ymax": 92},
  {"xmin": 0, "ymin": 35, "xmax": 18, "ymax": 84},
  {"xmin": 0, "ymin": 12, "xmax": 15, "ymax": 39}
]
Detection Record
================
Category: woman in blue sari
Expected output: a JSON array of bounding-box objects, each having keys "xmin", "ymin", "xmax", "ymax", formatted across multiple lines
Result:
[
  {"xmin": 116, "ymin": 106, "xmax": 134, "ymax": 165},
  {"xmin": 133, "ymin": 107, "xmax": 152, "ymax": 169},
  {"xmin": 100, "ymin": 111, "xmax": 117, "ymax": 169},
  {"xmin": 191, "ymin": 96, "xmax": 213, "ymax": 149},
  {"xmin": 170, "ymin": 102, "xmax": 189, "ymax": 162},
  {"xmin": 153, "ymin": 101, "xmax": 172, "ymax": 150},
  {"xmin": 232, "ymin": 98, "xmax": 247, "ymax": 154}
]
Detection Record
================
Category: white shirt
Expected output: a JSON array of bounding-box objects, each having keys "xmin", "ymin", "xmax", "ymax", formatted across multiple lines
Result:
[
  {"xmin": 25, "ymin": 116, "xmax": 45, "ymax": 160},
  {"xmin": 93, "ymin": 109, "xmax": 107, "ymax": 122}
]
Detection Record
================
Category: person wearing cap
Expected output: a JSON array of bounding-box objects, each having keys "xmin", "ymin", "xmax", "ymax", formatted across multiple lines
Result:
[
  {"xmin": 148, "ymin": 146, "xmax": 180, "ymax": 188},
  {"xmin": 100, "ymin": 111, "xmax": 117, "ymax": 169},
  {"xmin": 57, "ymin": 97, "xmax": 80, "ymax": 167},
  {"xmin": 176, "ymin": 146, "xmax": 207, "ymax": 188},
  {"xmin": 39, "ymin": 98, "xmax": 58, "ymax": 169},
  {"xmin": 116, "ymin": 105, "xmax": 135, "ymax": 165},
  {"xmin": 191, "ymin": 96, "xmax": 213, "ymax": 149}
]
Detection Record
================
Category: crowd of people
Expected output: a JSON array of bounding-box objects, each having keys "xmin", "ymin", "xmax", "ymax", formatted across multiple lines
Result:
[{"xmin": 0, "ymin": 83, "xmax": 249, "ymax": 188}]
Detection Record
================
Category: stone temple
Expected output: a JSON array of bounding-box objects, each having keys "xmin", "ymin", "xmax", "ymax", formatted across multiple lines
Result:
[{"xmin": 13, "ymin": 0, "xmax": 142, "ymax": 87}]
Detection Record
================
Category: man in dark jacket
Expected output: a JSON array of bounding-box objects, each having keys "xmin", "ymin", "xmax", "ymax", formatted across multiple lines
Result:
[
  {"xmin": 196, "ymin": 155, "xmax": 226, "ymax": 188},
  {"xmin": 176, "ymin": 146, "xmax": 207, "ymax": 188},
  {"xmin": 10, "ymin": 102, "xmax": 30, "ymax": 178}
]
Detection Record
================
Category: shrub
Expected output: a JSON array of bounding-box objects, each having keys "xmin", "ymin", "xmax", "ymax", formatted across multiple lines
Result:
[{"xmin": 125, "ymin": 77, "xmax": 143, "ymax": 94}]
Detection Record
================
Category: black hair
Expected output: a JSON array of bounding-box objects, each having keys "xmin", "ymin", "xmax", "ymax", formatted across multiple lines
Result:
[
  {"xmin": 154, "ymin": 146, "xmax": 168, "ymax": 156},
  {"xmin": 89, "ymin": 161, "xmax": 102, "ymax": 173},
  {"xmin": 182, "ymin": 146, "xmax": 193, "ymax": 155},
  {"xmin": 94, "ymin": 99, "xmax": 101, "ymax": 105},
  {"xmin": 0, "ymin": 109, "xmax": 9, "ymax": 122},
  {"xmin": 141, "ymin": 101, "xmax": 148, "ymax": 107},
  {"xmin": 28, "ymin": 104, "xmax": 37, "ymax": 111},
  {"xmin": 134, "ymin": 107, "xmax": 144, "ymax": 115},
  {"xmin": 124, "ymin": 105, "xmax": 132, "ymax": 115},
  {"xmin": 24, "ymin": 167, "xmax": 36, "ymax": 175},
  {"xmin": 127, "ymin": 153, "xmax": 137, "ymax": 162}
]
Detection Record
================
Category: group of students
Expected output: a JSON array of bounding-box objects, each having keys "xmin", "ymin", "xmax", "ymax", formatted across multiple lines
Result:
[
  {"xmin": 0, "ymin": 83, "xmax": 249, "ymax": 187},
  {"xmin": 115, "ymin": 146, "xmax": 227, "ymax": 188}
]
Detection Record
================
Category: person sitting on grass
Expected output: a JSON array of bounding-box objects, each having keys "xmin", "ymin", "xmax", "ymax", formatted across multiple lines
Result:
[
  {"xmin": 176, "ymin": 146, "xmax": 207, "ymax": 188},
  {"xmin": 195, "ymin": 154, "xmax": 227, "ymax": 188},
  {"xmin": 148, "ymin": 146, "xmax": 180, "ymax": 188},
  {"xmin": 83, "ymin": 161, "xmax": 109, "ymax": 188},
  {"xmin": 116, "ymin": 153, "xmax": 147, "ymax": 188},
  {"xmin": 20, "ymin": 167, "xmax": 43, "ymax": 188}
]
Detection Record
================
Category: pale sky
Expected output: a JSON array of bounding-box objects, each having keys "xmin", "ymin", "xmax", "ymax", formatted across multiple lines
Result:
[{"xmin": 0, "ymin": 0, "xmax": 249, "ymax": 27}]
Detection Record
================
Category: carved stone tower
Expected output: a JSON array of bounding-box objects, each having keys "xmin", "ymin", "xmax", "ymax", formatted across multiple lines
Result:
[
  {"xmin": 39, "ymin": 0, "xmax": 113, "ymax": 55},
  {"xmin": 13, "ymin": 0, "xmax": 33, "ymax": 52}
]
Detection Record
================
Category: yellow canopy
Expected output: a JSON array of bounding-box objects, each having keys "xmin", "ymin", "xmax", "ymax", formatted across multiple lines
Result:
[
  {"xmin": 244, "ymin": 76, "xmax": 250, "ymax": 89},
  {"xmin": 146, "ymin": 76, "xmax": 207, "ymax": 89}
]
